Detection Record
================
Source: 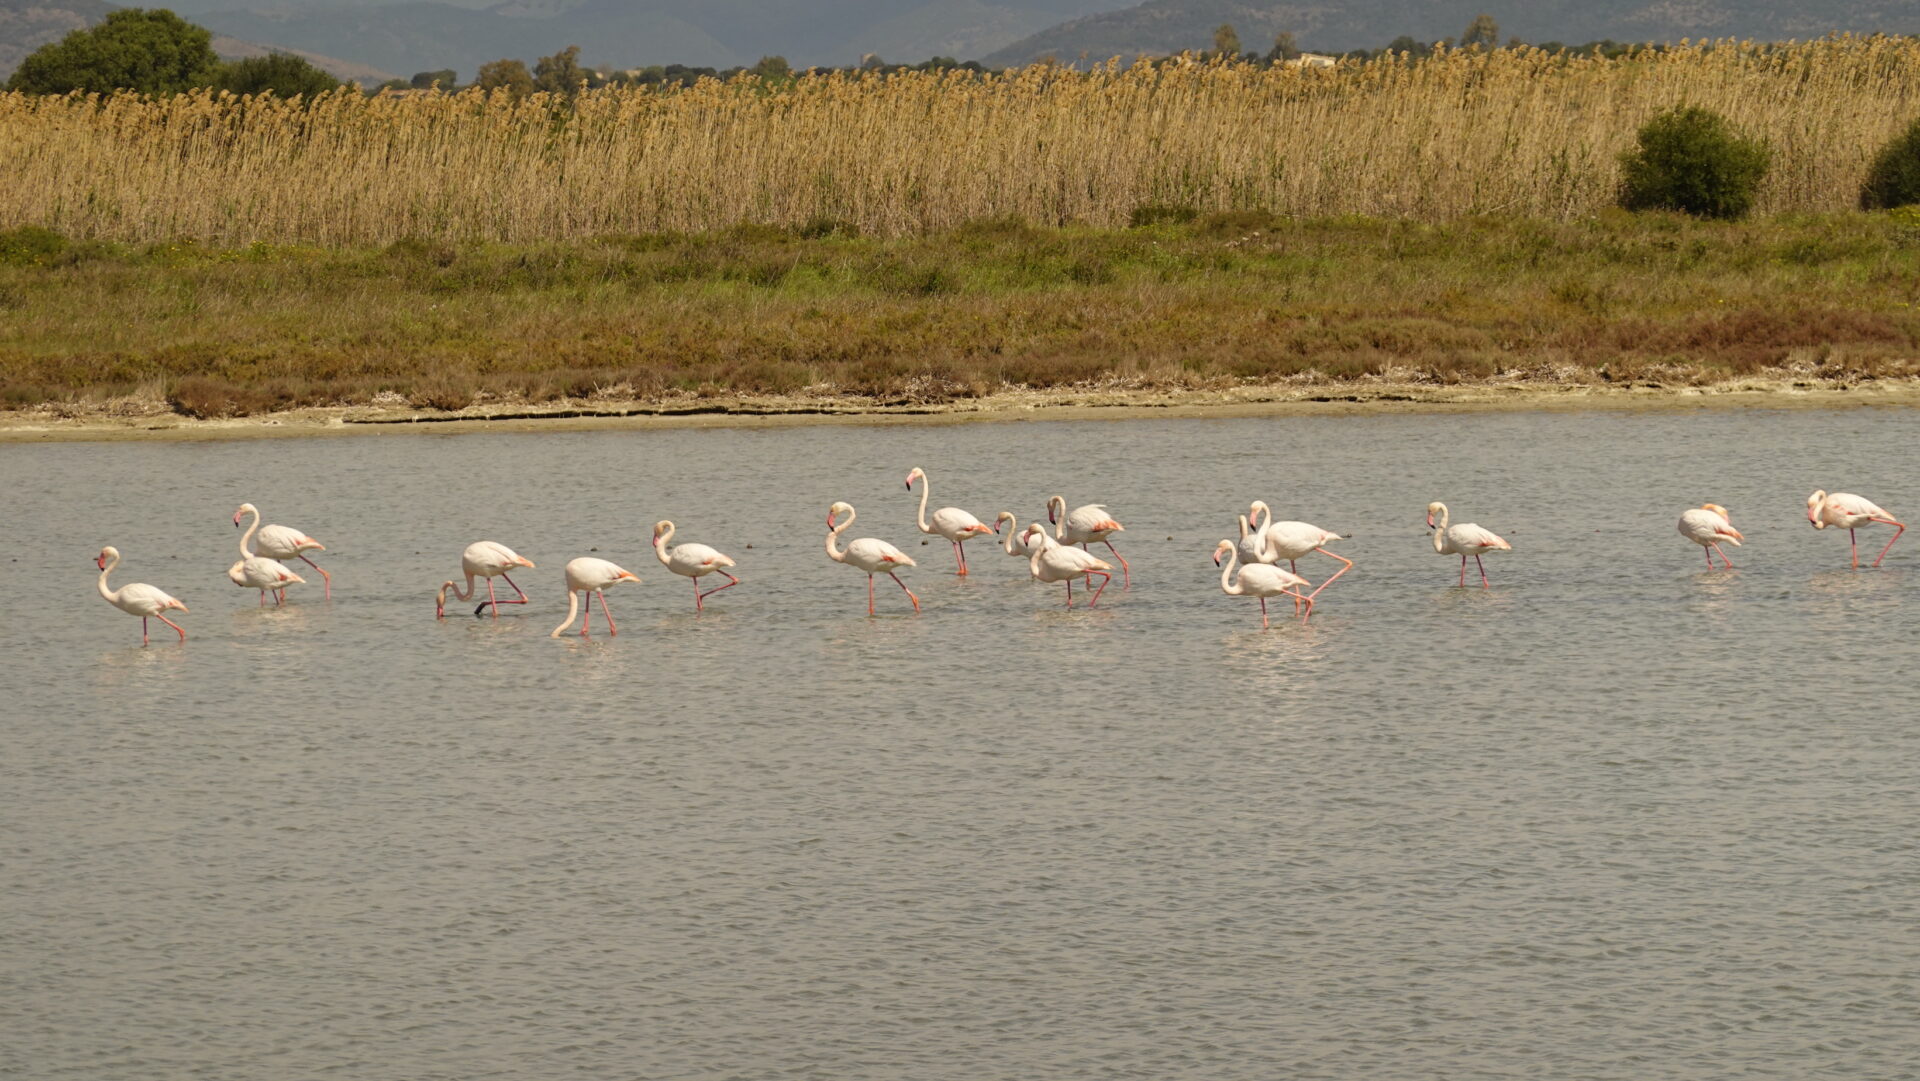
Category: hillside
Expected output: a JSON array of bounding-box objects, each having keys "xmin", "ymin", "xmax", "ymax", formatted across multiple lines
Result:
[
  {"xmin": 983, "ymin": 0, "xmax": 1920, "ymax": 65},
  {"xmin": 0, "ymin": 0, "xmax": 397, "ymax": 82}
]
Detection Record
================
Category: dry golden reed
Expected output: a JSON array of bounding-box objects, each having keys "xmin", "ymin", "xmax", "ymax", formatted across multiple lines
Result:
[{"xmin": 5, "ymin": 37, "xmax": 1920, "ymax": 244}]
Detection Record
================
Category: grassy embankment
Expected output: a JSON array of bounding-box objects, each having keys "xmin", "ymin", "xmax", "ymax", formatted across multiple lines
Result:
[
  {"xmin": 6, "ymin": 39, "xmax": 1920, "ymax": 417},
  {"xmin": 4, "ymin": 212, "xmax": 1920, "ymax": 417}
]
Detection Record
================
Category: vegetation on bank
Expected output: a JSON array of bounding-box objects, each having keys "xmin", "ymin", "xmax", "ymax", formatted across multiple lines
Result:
[
  {"xmin": 6, "ymin": 37, "xmax": 1920, "ymax": 245},
  {"xmin": 3, "ymin": 213, "xmax": 1919, "ymax": 418}
]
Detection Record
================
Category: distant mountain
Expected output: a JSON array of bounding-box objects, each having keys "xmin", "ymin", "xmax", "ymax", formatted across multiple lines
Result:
[
  {"xmin": 0, "ymin": 0, "xmax": 397, "ymax": 82},
  {"xmin": 191, "ymin": 0, "xmax": 1135, "ymax": 79},
  {"xmin": 983, "ymin": 0, "xmax": 1920, "ymax": 66}
]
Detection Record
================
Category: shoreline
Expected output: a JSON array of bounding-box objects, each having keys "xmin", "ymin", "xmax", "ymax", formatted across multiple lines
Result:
[{"xmin": 4, "ymin": 377, "xmax": 1917, "ymax": 443}]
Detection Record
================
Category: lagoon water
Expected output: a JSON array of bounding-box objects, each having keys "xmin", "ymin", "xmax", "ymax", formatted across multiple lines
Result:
[{"xmin": 6, "ymin": 406, "xmax": 1920, "ymax": 1080}]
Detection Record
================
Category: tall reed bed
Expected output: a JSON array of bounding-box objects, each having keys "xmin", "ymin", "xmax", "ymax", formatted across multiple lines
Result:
[{"xmin": 5, "ymin": 37, "xmax": 1920, "ymax": 244}]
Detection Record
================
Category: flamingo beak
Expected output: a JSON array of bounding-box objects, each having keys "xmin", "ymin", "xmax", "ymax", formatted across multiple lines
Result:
[
  {"xmin": 1213, "ymin": 551, "xmax": 1223, "ymax": 566},
  {"xmin": 1425, "ymin": 514, "xmax": 1435, "ymax": 529}
]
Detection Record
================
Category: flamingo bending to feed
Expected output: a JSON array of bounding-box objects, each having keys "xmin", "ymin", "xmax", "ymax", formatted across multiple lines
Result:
[
  {"xmin": 653, "ymin": 520, "xmax": 740, "ymax": 611},
  {"xmin": 96, "ymin": 546, "xmax": 188, "ymax": 644},
  {"xmin": 1045, "ymin": 494, "xmax": 1129, "ymax": 587},
  {"xmin": 1679, "ymin": 503, "xmax": 1744, "ymax": 569},
  {"xmin": 1426, "ymin": 502, "xmax": 1511, "ymax": 587},
  {"xmin": 1023, "ymin": 523, "xmax": 1114, "ymax": 608},
  {"xmin": 234, "ymin": 503, "xmax": 331, "ymax": 599},
  {"xmin": 997, "ymin": 512, "xmax": 1039, "ymax": 560},
  {"xmin": 228, "ymin": 555, "xmax": 305, "ymax": 606},
  {"xmin": 550, "ymin": 558, "xmax": 641, "ymax": 638},
  {"xmin": 1213, "ymin": 539, "xmax": 1313, "ymax": 627},
  {"xmin": 437, "ymin": 541, "xmax": 536, "ymax": 618},
  {"xmin": 825, "ymin": 501, "xmax": 919, "ymax": 615},
  {"xmin": 1245, "ymin": 500, "xmax": 1352, "ymax": 603},
  {"xmin": 906, "ymin": 467, "xmax": 996, "ymax": 575},
  {"xmin": 1807, "ymin": 490, "xmax": 1905, "ymax": 568}
]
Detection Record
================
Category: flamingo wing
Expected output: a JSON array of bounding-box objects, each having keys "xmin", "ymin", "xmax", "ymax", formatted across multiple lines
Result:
[{"xmin": 1449, "ymin": 523, "xmax": 1510, "ymax": 552}]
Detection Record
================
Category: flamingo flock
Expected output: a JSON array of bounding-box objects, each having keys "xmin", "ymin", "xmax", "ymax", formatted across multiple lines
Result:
[{"xmin": 89, "ymin": 482, "xmax": 1908, "ymax": 643}]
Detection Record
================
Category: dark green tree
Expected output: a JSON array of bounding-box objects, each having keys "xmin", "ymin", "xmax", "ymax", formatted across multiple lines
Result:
[
  {"xmin": 1861, "ymin": 119, "xmax": 1920, "ymax": 209},
  {"xmin": 410, "ymin": 68, "xmax": 457, "ymax": 89},
  {"xmin": 750, "ymin": 55, "xmax": 790, "ymax": 80},
  {"xmin": 1618, "ymin": 106, "xmax": 1771, "ymax": 219},
  {"xmin": 532, "ymin": 44, "xmax": 586, "ymax": 93},
  {"xmin": 215, "ymin": 52, "xmax": 341, "ymax": 97},
  {"xmin": 475, "ymin": 57, "xmax": 534, "ymax": 97},
  {"xmin": 1459, "ymin": 14, "xmax": 1500, "ymax": 48},
  {"xmin": 1212, "ymin": 23, "xmax": 1241, "ymax": 58},
  {"xmin": 1265, "ymin": 32, "xmax": 1301, "ymax": 62},
  {"xmin": 5, "ymin": 8, "xmax": 218, "ymax": 95}
]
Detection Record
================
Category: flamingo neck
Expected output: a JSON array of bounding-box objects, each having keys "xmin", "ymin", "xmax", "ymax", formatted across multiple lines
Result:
[
  {"xmin": 440, "ymin": 571, "xmax": 478, "ymax": 605},
  {"xmin": 237, "ymin": 506, "xmax": 262, "ymax": 558},
  {"xmin": 1047, "ymin": 496, "xmax": 1066, "ymax": 539},
  {"xmin": 1002, "ymin": 518, "xmax": 1020, "ymax": 555},
  {"xmin": 97, "ymin": 554, "xmax": 119, "ymax": 602},
  {"xmin": 826, "ymin": 510, "xmax": 853, "ymax": 563},
  {"xmin": 913, "ymin": 476, "xmax": 933, "ymax": 534},
  {"xmin": 1238, "ymin": 514, "xmax": 1251, "ymax": 541},
  {"xmin": 653, "ymin": 524, "xmax": 675, "ymax": 565},
  {"xmin": 1218, "ymin": 547, "xmax": 1242, "ymax": 595},
  {"xmin": 1431, "ymin": 504, "xmax": 1449, "ymax": 553},
  {"xmin": 1250, "ymin": 502, "xmax": 1271, "ymax": 532},
  {"xmin": 549, "ymin": 590, "xmax": 580, "ymax": 638}
]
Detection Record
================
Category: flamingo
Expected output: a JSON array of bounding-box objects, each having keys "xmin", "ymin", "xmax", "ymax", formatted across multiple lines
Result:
[
  {"xmin": 1807, "ymin": 490, "xmax": 1905, "ymax": 567},
  {"xmin": 996, "ymin": 512, "xmax": 1039, "ymax": 560},
  {"xmin": 96, "ymin": 546, "xmax": 188, "ymax": 644},
  {"xmin": 653, "ymin": 520, "xmax": 740, "ymax": 611},
  {"xmin": 1679, "ymin": 503, "xmax": 1744, "ymax": 569},
  {"xmin": 906, "ymin": 467, "xmax": 996, "ymax": 575},
  {"xmin": 1212, "ymin": 539, "xmax": 1313, "ymax": 627},
  {"xmin": 228, "ymin": 555, "xmax": 305, "ymax": 607},
  {"xmin": 825, "ymin": 501, "xmax": 920, "ymax": 615},
  {"xmin": 1246, "ymin": 502, "xmax": 1352, "ymax": 604},
  {"xmin": 437, "ymin": 541, "xmax": 536, "ymax": 618},
  {"xmin": 1045, "ymin": 494, "xmax": 1129, "ymax": 587},
  {"xmin": 1426, "ymin": 502, "xmax": 1511, "ymax": 587},
  {"xmin": 1023, "ymin": 522, "xmax": 1114, "ymax": 608},
  {"xmin": 550, "ymin": 558, "xmax": 642, "ymax": 638},
  {"xmin": 234, "ymin": 503, "xmax": 331, "ymax": 599}
]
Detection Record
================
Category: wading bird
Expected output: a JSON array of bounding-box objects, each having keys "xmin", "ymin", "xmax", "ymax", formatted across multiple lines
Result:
[
  {"xmin": 228, "ymin": 554, "xmax": 304, "ymax": 606},
  {"xmin": 1213, "ymin": 539, "xmax": 1313, "ymax": 627},
  {"xmin": 1245, "ymin": 501, "xmax": 1352, "ymax": 604},
  {"xmin": 1024, "ymin": 522, "xmax": 1114, "ymax": 608},
  {"xmin": 652, "ymin": 520, "xmax": 739, "ymax": 612},
  {"xmin": 234, "ymin": 503, "xmax": 331, "ymax": 599},
  {"xmin": 906, "ymin": 467, "xmax": 995, "ymax": 575},
  {"xmin": 825, "ymin": 501, "xmax": 919, "ymax": 615},
  {"xmin": 997, "ymin": 511, "xmax": 1039, "ymax": 560},
  {"xmin": 1807, "ymin": 490, "xmax": 1905, "ymax": 568},
  {"xmin": 1426, "ymin": 502, "xmax": 1511, "ymax": 587},
  {"xmin": 550, "ymin": 558, "xmax": 641, "ymax": 638},
  {"xmin": 96, "ymin": 546, "xmax": 188, "ymax": 644},
  {"xmin": 1045, "ymin": 495, "xmax": 1128, "ymax": 587},
  {"xmin": 1679, "ymin": 503, "xmax": 1744, "ymax": 569},
  {"xmin": 437, "ymin": 541, "xmax": 536, "ymax": 618}
]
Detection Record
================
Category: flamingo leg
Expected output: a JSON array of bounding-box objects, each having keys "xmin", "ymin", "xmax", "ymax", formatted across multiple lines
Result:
[
  {"xmin": 258, "ymin": 589, "xmax": 267, "ymax": 607},
  {"xmin": 155, "ymin": 613, "xmax": 186, "ymax": 642},
  {"xmin": 1704, "ymin": 546, "xmax": 1715, "ymax": 569},
  {"xmin": 141, "ymin": 616, "xmax": 150, "ymax": 645},
  {"xmin": 581, "ymin": 591, "xmax": 593, "ymax": 636},
  {"xmin": 275, "ymin": 588, "xmax": 287, "ymax": 607},
  {"xmin": 1259, "ymin": 595, "xmax": 1269, "ymax": 629},
  {"xmin": 888, "ymin": 571, "xmax": 920, "ymax": 612},
  {"xmin": 299, "ymin": 555, "xmax": 331, "ymax": 598},
  {"xmin": 1086, "ymin": 570, "xmax": 1111, "ymax": 608},
  {"xmin": 1871, "ymin": 517, "xmax": 1905, "ymax": 567},
  {"xmin": 697, "ymin": 571, "xmax": 740, "ymax": 610},
  {"xmin": 1475, "ymin": 554, "xmax": 1489, "ymax": 588},
  {"xmin": 1102, "ymin": 541, "xmax": 1130, "ymax": 588},
  {"xmin": 1289, "ymin": 589, "xmax": 1315, "ymax": 624},
  {"xmin": 598, "ymin": 590, "xmax": 617, "ymax": 636},
  {"xmin": 1306, "ymin": 548, "xmax": 1353, "ymax": 601},
  {"xmin": 1711, "ymin": 543, "xmax": 1735, "ymax": 569},
  {"xmin": 1850, "ymin": 528, "xmax": 1860, "ymax": 568},
  {"xmin": 475, "ymin": 573, "xmax": 532, "ymax": 617},
  {"xmin": 953, "ymin": 539, "xmax": 966, "ymax": 576},
  {"xmin": 1459, "ymin": 554, "xmax": 1468, "ymax": 587},
  {"xmin": 867, "ymin": 575, "xmax": 876, "ymax": 616}
]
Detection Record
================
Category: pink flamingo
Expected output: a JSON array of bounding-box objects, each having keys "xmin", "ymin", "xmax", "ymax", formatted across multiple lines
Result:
[
  {"xmin": 826, "ymin": 501, "xmax": 920, "ymax": 615},
  {"xmin": 1807, "ymin": 490, "xmax": 1905, "ymax": 567},
  {"xmin": 1023, "ymin": 522, "xmax": 1114, "ymax": 607},
  {"xmin": 96, "ymin": 546, "xmax": 188, "ymax": 644},
  {"xmin": 1426, "ymin": 501, "xmax": 1511, "ymax": 587},
  {"xmin": 1245, "ymin": 501, "xmax": 1352, "ymax": 606},
  {"xmin": 653, "ymin": 520, "xmax": 740, "ymax": 611},
  {"xmin": 437, "ymin": 541, "xmax": 536, "ymax": 618},
  {"xmin": 1679, "ymin": 503, "xmax": 1744, "ymax": 568},
  {"xmin": 234, "ymin": 503, "xmax": 331, "ymax": 599},
  {"xmin": 228, "ymin": 555, "xmax": 305, "ymax": 607},
  {"xmin": 1045, "ymin": 494, "xmax": 1129, "ymax": 587},
  {"xmin": 1213, "ymin": 539, "xmax": 1314, "ymax": 627},
  {"xmin": 550, "ymin": 557, "xmax": 642, "ymax": 638},
  {"xmin": 906, "ymin": 467, "xmax": 996, "ymax": 575}
]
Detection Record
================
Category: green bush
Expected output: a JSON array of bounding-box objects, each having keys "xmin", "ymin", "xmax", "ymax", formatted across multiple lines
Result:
[
  {"xmin": 1861, "ymin": 119, "xmax": 1920, "ymax": 210},
  {"xmin": 215, "ymin": 52, "xmax": 342, "ymax": 98},
  {"xmin": 1618, "ymin": 106, "xmax": 1770, "ymax": 219},
  {"xmin": 0, "ymin": 226, "xmax": 67, "ymax": 265},
  {"xmin": 5, "ymin": 9, "xmax": 218, "ymax": 95}
]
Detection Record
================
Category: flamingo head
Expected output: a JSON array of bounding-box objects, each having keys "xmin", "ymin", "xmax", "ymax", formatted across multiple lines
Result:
[
  {"xmin": 1213, "ymin": 539, "xmax": 1234, "ymax": 566},
  {"xmin": 1248, "ymin": 499, "xmax": 1270, "ymax": 526},
  {"xmin": 905, "ymin": 467, "xmax": 924, "ymax": 490},
  {"xmin": 996, "ymin": 511, "xmax": 1015, "ymax": 532},
  {"xmin": 95, "ymin": 546, "xmax": 117, "ymax": 569},
  {"xmin": 1023, "ymin": 522, "xmax": 1047, "ymax": 545},
  {"xmin": 1425, "ymin": 501, "xmax": 1444, "ymax": 530},
  {"xmin": 1046, "ymin": 496, "xmax": 1063, "ymax": 525},
  {"xmin": 1806, "ymin": 491, "xmax": 1826, "ymax": 528},
  {"xmin": 1702, "ymin": 503, "xmax": 1731, "ymax": 522},
  {"xmin": 827, "ymin": 501, "xmax": 853, "ymax": 529},
  {"xmin": 652, "ymin": 520, "xmax": 673, "ymax": 544},
  {"xmin": 233, "ymin": 502, "xmax": 256, "ymax": 528}
]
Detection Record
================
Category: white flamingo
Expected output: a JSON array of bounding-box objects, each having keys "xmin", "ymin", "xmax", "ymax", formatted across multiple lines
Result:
[
  {"xmin": 1245, "ymin": 501, "xmax": 1352, "ymax": 605},
  {"xmin": 550, "ymin": 557, "xmax": 641, "ymax": 638},
  {"xmin": 96, "ymin": 546, "xmax": 188, "ymax": 644},
  {"xmin": 825, "ymin": 501, "xmax": 920, "ymax": 615},
  {"xmin": 1679, "ymin": 503, "xmax": 1745, "ymax": 569},
  {"xmin": 906, "ymin": 467, "xmax": 996, "ymax": 575},
  {"xmin": 1045, "ymin": 494, "xmax": 1129, "ymax": 587},
  {"xmin": 228, "ymin": 555, "xmax": 305, "ymax": 607},
  {"xmin": 234, "ymin": 503, "xmax": 331, "ymax": 599},
  {"xmin": 1807, "ymin": 490, "xmax": 1905, "ymax": 567},
  {"xmin": 1426, "ymin": 501, "xmax": 1511, "ymax": 587},
  {"xmin": 1212, "ymin": 539, "xmax": 1313, "ymax": 627},
  {"xmin": 437, "ymin": 541, "xmax": 536, "ymax": 618},
  {"xmin": 653, "ymin": 520, "xmax": 740, "ymax": 611},
  {"xmin": 1023, "ymin": 522, "xmax": 1114, "ymax": 608},
  {"xmin": 997, "ymin": 511, "xmax": 1039, "ymax": 560}
]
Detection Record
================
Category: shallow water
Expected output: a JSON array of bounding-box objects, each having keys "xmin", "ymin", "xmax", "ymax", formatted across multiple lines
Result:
[{"xmin": 6, "ymin": 407, "xmax": 1920, "ymax": 1081}]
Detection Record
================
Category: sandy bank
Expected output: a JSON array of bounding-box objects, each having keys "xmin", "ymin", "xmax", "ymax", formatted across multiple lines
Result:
[{"xmin": 4, "ymin": 378, "xmax": 1918, "ymax": 443}]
